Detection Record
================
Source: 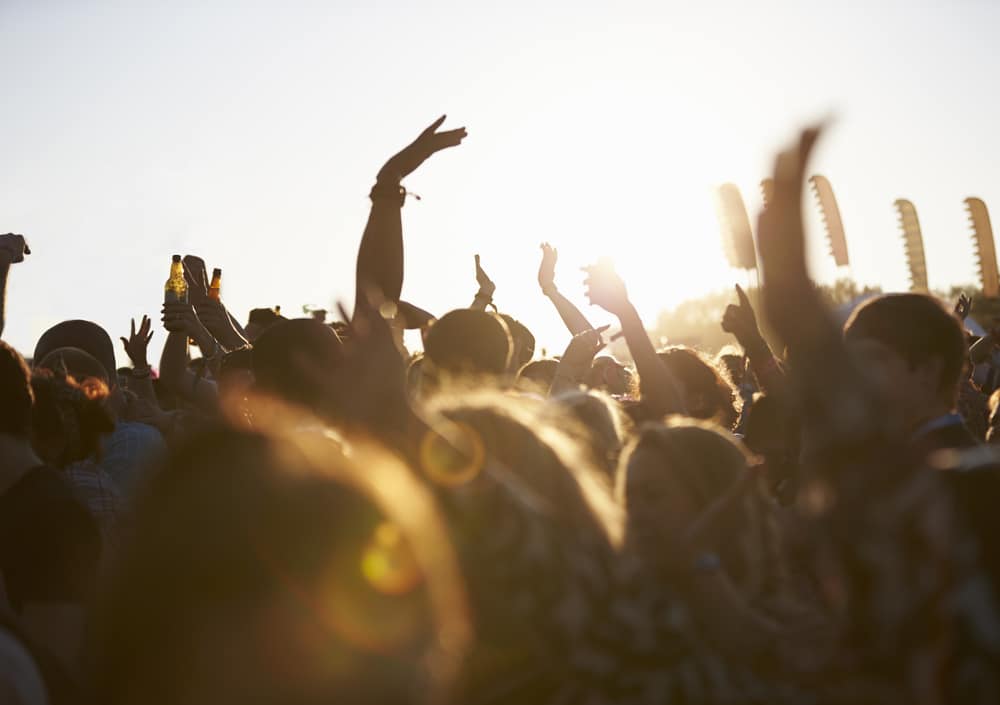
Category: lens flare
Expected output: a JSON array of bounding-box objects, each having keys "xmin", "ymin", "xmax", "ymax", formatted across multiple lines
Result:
[
  {"xmin": 419, "ymin": 423, "xmax": 485, "ymax": 488},
  {"xmin": 361, "ymin": 521, "xmax": 422, "ymax": 596}
]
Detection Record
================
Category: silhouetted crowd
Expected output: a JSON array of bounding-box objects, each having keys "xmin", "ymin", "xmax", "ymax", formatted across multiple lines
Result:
[{"xmin": 2, "ymin": 119, "xmax": 1000, "ymax": 704}]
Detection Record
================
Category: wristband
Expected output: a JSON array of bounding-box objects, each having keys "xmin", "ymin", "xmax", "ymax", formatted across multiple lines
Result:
[
  {"xmin": 369, "ymin": 181, "xmax": 406, "ymax": 207},
  {"xmin": 131, "ymin": 366, "xmax": 151, "ymax": 379}
]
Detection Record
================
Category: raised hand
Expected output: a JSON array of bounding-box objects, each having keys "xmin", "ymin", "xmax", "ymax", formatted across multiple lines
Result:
[
  {"xmin": 120, "ymin": 316, "xmax": 154, "ymax": 369},
  {"xmin": 538, "ymin": 243, "xmax": 558, "ymax": 294},
  {"xmin": 756, "ymin": 126, "xmax": 822, "ymax": 329},
  {"xmin": 194, "ymin": 298, "xmax": 247, "ymax": 350},
  {"xmin": 474, "ymin": 254, "xmax": 496, "ymax": 299},
  {"xmin": 0, "ymin": 233, "xmax": 29, "ymax": 264},
  {"xmin": 182, "ymin": 255, "xmax": 210, "ymax": 304},
  {"xmin": 721, "ymin": 285, "xmax": 762, "ymax": 346},
  {"xmin": 582, "ymin": 259, "xmax": 630, "ymax": 317},
  {"xmin": 954, "ymin": 292, "xmax": 972, "ymax": 321},
  {"xmin": 161, "ymin": 302, "xmax": 216, "ymax": 353},
  {"xmin": 377, "ymin": 116, "xmax": 467, "ymax": 183}
]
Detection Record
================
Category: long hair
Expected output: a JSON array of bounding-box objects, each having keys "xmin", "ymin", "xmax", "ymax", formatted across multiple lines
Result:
[
  {"xmin": 618, "ymin": 420, "xmax": 784, "ymax": 603},
  {"xmin": 30, "ymin": 368, "xmax": 113, "ymax": 467}
]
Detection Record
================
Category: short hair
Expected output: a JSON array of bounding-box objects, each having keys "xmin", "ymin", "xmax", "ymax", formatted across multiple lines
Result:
[
  {"xmin": 498, "ymin": 314, "xmax": 535, "ymax": 368},
  {"xmin": 252, "ymin": 319, "xmax": 343, "ymax": 413},
  {"xmin": 34, "ymin": 320, "xmax": 116, "ymax": 384},
  {"xmin": 423, "ymin": 309, "xmax": 511, "ymax": 377},
  {"xmin": 844, "ymin": 293, "xmax": 967, "ymax": 400},
  {"xmin": 247, "ymin": 308, "xmax": 285, "ymax": 327},
  {"xmin": 517, "ymin": 359, "xmax": 559, "ymax": 393},
  {"xmin": 0, "ymin": 341, "xmax": 33, "ymax": 437}
]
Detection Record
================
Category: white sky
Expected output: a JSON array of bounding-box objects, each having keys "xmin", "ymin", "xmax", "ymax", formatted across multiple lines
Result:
[{"xmin": 2, "ymin": 0, "xmax": 999, "ymax": 364}]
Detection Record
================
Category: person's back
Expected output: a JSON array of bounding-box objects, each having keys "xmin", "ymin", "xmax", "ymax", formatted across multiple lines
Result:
[{"xmin": 0, "ymin": 342, "xmax": 101, "ymax": 613}]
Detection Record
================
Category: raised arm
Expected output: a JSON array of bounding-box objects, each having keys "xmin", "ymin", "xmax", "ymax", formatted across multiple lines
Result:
[
  {"xmin": 119, "ymin": 315, "xmax": 158, "ymax": 404},
  {"xmin": 159, "ymin": 303, "xmax": 219, "ymax": 412},
  {"xmin": 538, "ymin": 243, "xmax": 593, "ymax": 335},
  {"xmin": 721, "ymin": 284, "xmax": 787, "ymax": 398},
  {"xmin": 550, "ymin": 325, "xmax": 609, "ymax": 396},
  {"xmin": 0, "ymin": 233, "xmax": 29, "ymax": 339},
  {"xmin": 355, "ymin": 116, "xmax": 467, "ymax": 311},
  {"xmin": 583, "ymin": 261, "xmax": 684, "ymax": 417},
  {"xmin": 469, "ymin": 255, "xmax": 496, "ymax": 311}
]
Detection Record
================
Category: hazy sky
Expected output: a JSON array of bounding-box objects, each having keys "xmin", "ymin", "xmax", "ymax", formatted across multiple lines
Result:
[{"xmin": 2, "ymin": 0, "xmax": 999, "ymax": 364}]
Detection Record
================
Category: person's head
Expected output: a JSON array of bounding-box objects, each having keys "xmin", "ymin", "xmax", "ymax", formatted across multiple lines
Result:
[
  {"xmin": 656, "ymin": 347, "xmax": 739, "ymax": 430},
  {"xmin": 30, "ymin": 368, "xmax": 114, "ymax": 468},
  {"xmin": 218, "ymin": 346, "xmax": 255, "ymax": 409},
  {"xmin": 844, "ymin": 293, "xmax": 967, "ymax": 431},
  {"xmin": 244, "ymin": 308, "xmax": 287, "ymax": 342},
  {"xmin": 742, "ymin": 394, "xmax": 800, "ymax": 505},
  {"xmin": 497, "ymin": 314, "xmax": 535, "ymax": 371},
  {"xmin": 618, "ymin": 421, "xmax": 780, "ymax": 599},
  {"xmin": 252, "ymin": 319, "xmax": 343, "ymax": 415},
  {"xmin": 428, "ymin": 392, "xmax": 622, "ymax": 547},
  {"xmin": 715, "ymin": 347, "xmax": 749, "ymax": 389},
  {"xmin": 582, "ymin": 355, "xmax": 633, "ymax": 397},
  {"xmin": 0, "ymin": 341, "xmax": 33, "ymax": 440},
  {"xmin": 549, "ymin": 389, "xmax": 631, "ymax": 483},
  {"xmin": 422, "ymin": 310, "xmax": 511, "ymax": 381},
  {"xmin": 91, "ymin": 425, "xmax": 469, "ymax": 705},
  {"xmin": 515, "ymin": 359, "xmax": 559, "ymax": 394},
  {"xmin": 34, "ymin": 320, "xmax": 116, "ymax": 386}
]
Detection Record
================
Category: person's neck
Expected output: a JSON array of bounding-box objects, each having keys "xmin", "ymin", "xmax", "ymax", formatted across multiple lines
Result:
[{"xmin": 0, "ymin": 434, "xmax": 41, "ymax": 493}]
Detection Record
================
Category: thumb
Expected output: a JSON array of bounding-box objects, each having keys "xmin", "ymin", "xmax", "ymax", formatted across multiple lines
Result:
[{"xmin": 595, "ymin": 324, "xmax": 611, "ymax": 334}]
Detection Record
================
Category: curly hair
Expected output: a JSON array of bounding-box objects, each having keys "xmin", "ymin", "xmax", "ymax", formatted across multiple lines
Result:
[
  {"xmin": 656, "ymin": 347, "xmax": 739, "ymax": 430},
  {"xmin": 30, "ymin": 368, "xmax": 114, "ymax": 467}
]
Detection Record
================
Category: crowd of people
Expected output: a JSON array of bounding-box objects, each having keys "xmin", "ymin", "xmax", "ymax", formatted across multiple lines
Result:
[{"xmin": 2, "ymin": 117, "xmax": 1000, "ymax": 704}]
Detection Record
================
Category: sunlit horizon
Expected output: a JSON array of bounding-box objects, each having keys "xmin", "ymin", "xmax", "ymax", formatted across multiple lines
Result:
[{"xmin": 3, "ymin": 1, "xmax": 999, "ymax": 364}]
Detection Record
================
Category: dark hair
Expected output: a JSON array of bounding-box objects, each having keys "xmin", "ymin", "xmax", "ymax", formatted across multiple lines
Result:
[
  {"xmin": 247, "ymin": 308, "xmax": 285, "ymax": 327},
  {"xmin": 656, "ymin": 347, "xmax": 739, "ymax": 430},
  {"xmin": 34, "ymin": 320, "xmax": 117, "ymax": 384},
  {"xmin": 517, "ymin": 359, "xmax": 559, "ymax": 393},
  {"xmin": 30, "ymin": 369, "xmax": 114, "ymax": 467},
  {"xmin": 252, "ymin": 319, "xmax": 343, "ymax": 413},
  {"xmin": 844, "ymin": 293, "xmax": 967, "ymax": 401},
  {"xmin": 423, "ymin": 310, "xmax": 511, "ymax": 378},
  {"xmin": 0, "ymin": 341, "xmax": 33, "ymax": 438},
  {"xmin": 498, "ymin": 314, "xmax": 535, "ymax": 368}
]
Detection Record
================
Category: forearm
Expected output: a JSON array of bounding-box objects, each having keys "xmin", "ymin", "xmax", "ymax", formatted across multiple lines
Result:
[
  {"xmin": 0, "ymin": 258, "xmax": 10, "ymax": 338},
  {"xmin": 618, "ymin": 303, "xmax": 684, "ymax": 416},
  {"xmin": 742, "ymin": 332, "xmax": 788, "ymax": 398},
  {"xmin": 159, "ymin": 332, "xmax": 193, "ymax": 396},
  {"xmin": 355, "ymin": 194, "xmax": 403, "ymax": 310},
  {"xmin": 128, "ymin": 371, "xmax": 158, "ymax": 405},
  {"xmin": 545, "ymin": 289, "xmax": 592, "ymax": 336}
]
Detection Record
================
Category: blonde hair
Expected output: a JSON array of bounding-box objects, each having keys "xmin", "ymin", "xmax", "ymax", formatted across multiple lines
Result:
[{"xmin": 428, "ymin": 390, "xmax": 624, "ymax": 548}]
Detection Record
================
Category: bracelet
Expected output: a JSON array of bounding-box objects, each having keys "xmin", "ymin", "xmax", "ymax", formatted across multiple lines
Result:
[
  {"xmin": 369, "ymin": 181, "xmax": 406, "ymax": 207},
  {"xmin": 131, "ymin": 366, "xmax": 151, "ymax": 379}
]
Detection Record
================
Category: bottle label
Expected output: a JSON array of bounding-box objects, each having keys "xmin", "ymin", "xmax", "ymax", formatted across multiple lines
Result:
[{"xmin": 165, "ymin": 290, "xmax": 188, "ymax": 304}]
